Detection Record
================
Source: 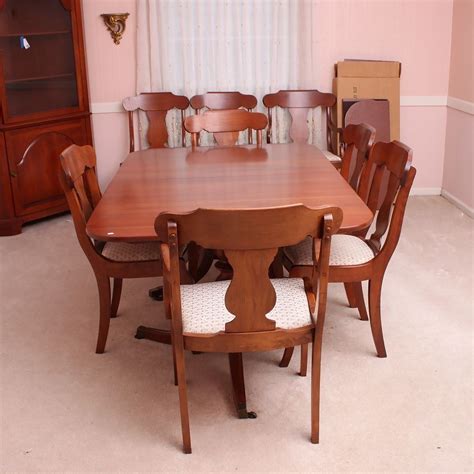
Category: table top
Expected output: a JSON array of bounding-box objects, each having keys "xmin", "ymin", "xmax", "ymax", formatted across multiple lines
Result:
[{"xmin": 86, "ymin": 143, "xmax": 373, "ymax": 242}]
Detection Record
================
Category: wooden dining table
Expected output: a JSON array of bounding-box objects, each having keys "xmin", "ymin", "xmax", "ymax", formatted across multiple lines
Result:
[{"xmin": 86, "ymin": 142, "xmax": 373, "ymax": 418}]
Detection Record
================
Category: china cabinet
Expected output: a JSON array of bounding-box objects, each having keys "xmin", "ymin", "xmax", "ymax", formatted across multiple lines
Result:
[{"xmin": 0, "ymin": 0, "xmax": 91, "ymax": 235}]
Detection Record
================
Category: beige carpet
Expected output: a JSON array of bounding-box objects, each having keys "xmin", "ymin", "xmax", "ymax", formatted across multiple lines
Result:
[{"xmin": 0, "ymin": 196, "xmax": 472, "ymax": 472}]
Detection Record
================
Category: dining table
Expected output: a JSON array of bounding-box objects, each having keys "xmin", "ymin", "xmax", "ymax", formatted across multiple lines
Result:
[{"xmin": 86, "ymin": 142, "xmax": 373, "ymax": 418}]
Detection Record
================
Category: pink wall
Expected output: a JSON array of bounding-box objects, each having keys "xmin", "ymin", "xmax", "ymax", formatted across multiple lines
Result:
[
  {"xmin": 310, "ymin": 0, "xmax": 452, "ymax": 95},
  {"xmin": 442, "ymin": 0, "xmax": 474, "ymax": 210},
  {"xmin": 81, "ymin": 0, "xmax": 454, "ymax": 192},
  {"xmin": 447, "ymin": 0, "xmax": 474, "ymax": 102},
  {"xmin": 81, "ymin": 0, "xmax": 137, "ymax": 187}
]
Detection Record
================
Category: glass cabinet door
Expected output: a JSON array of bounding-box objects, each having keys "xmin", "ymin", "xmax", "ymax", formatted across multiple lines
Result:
[{"xmin": 0, "ymin": 0, "xmax": 79, "ymax": 120}]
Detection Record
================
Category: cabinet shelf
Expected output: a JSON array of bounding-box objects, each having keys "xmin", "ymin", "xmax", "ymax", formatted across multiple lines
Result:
[
  {"xmin": 5, "ymin": 73, "xmax": 75, "ymax": 85},
  {"xmin": 0, "ymin": 30, "xmax": 71, "ymax": 38}
]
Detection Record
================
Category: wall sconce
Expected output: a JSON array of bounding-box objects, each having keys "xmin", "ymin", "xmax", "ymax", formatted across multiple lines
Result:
[{"xmin": 101, "ymin": 13, "xmax": 130, "ymax": 45}]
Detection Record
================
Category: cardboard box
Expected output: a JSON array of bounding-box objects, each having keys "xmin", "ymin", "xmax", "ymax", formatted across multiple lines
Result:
[{"xmin": 333, "ymin": 60, "xmax": 401, "ymax": 140}]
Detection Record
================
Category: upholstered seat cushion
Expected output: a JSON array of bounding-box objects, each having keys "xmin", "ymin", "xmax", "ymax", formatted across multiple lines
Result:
[
  {"xmin": 284, "ymin": 234, "xmax": 375, "ymax": 267},
  {"xmin": 102, "ymin": 241, "xmax": 161, "ymax": 262},
  {"xmin": 180, "ymin": 278, "xmax": 312, "ymax": 334},
  {"xmin": 321, "ymin": 149, "xmax": 342, "ymax": 164}
]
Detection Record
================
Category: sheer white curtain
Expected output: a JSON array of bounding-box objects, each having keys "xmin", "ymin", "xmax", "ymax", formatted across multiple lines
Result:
[{"xmin": 136, "ymin": 0, "xmax": 319, "ymax": 147}]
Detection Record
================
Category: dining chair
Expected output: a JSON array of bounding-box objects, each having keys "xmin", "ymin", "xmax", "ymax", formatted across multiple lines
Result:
[
  {"xmin": 340, "ymin": 123, "xmax": 376, "ymax": 191},
  {"xmin": 184, "ymin": 109, "xmax": 268, "ymax": 147},
  {"xmin": 183, "ymin": 109, "xmax": 268, "ymax": 282},
  {"xmin": 190, "ymin": 92, "xmax": 258, "ymax": 145},
  {"xmin": 122, "ymin": 92, "xmax": 190, "ymax": 151},
  {"xmin": 155, "ymin": 204, "xmax": 342, "ymax": 453},
  {"xmin": 262, "ymin": 89, "xmax": 340, "ymax": 166},
  {"xmin": 58, "ymin": 144, "xmax": 162, "ymax": 354},
  {"xmin": 280, "ymin": 141, "xmax": 416, "ymax": 369}
]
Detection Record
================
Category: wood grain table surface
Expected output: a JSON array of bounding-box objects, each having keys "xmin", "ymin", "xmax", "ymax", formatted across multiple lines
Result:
[{"xmin": 86, "ymin": 143, "xmax": 373, "ymax": 242}]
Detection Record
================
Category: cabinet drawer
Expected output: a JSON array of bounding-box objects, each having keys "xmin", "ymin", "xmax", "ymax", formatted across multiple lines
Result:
[{"xmin": 5, "ymin": 117, "xmax": 90, "ymax": 217}]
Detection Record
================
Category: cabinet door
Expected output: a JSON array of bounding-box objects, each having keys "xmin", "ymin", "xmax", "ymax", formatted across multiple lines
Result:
[{"xmin": 5, "ymin": 118, "xmax": 89, "ymax": 216}]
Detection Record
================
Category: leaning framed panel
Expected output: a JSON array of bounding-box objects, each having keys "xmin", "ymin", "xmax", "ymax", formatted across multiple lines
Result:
[{"xmin": 86, "ymin": 143, "xmax": 373, "ymax": 242}]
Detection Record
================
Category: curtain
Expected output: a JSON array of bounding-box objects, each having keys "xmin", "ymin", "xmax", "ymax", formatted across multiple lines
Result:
[{"xmin": 136, "ymin": 0, "xmax": 320, "ymax": 148}]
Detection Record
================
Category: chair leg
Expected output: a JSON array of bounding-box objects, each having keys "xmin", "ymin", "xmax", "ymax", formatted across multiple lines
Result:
[
  {"xmin": 170, "ymin": 332, "xmax": 178, "ymax": 386},
  {"xmin": 352, "ymin": 281, "xmax": 369, "ymax": 321},
  {"xmin": 95, "ymin": 274, "xmax": 111, "ymax": 354},
  {"xmin": 311, "ymin": 327, "xmax": 323, "ymax": 444},
  {"xmin": 368, "ymin": 277, "xmax": 387, "ymax": 358},
  {"xmin": 299, "ymin": 344, "xmax": 308, "ymax": 377},
  {"xmin": 173, "ymin": 341, "xmax": 191, "ymax": 453},
  {"xmin": 279, "ymin": 347, "xmax": 294, "ymax": 367},
  {"xmin": 344, "ymin": 282, "xmax": 358, "ymax": 308},
  {"xmin": 110, "ymin": 278, "xmax": 123, "ymax": 318}
]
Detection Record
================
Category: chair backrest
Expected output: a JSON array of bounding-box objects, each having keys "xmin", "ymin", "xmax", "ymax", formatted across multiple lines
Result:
[
  {"xmin": 340, "ymin": 123, "xmax": 376, "ymax": 190},
  {"xmin": 58, "ymin": 144, "xmax": 101, "ymax": 261},
  {"xmin": 184, "ymin": 109, "xmax": 268, "ymax": 147},
  {"xmin": 262, "ymin": 89, "xmax": 336, "ymax": 147},
  {"xmin": 190, "ymin": 92, "xmax": 257, "ymax": 112},
  {"xmin": 122, "ymin": 92, "xmax": 190, "ymax": 151},
  {"xmin": 190, "ymin": 92, "xmax": 258, "ymax": 145},
  {"xmin": 357, "ymin": 141, "xmax": 416, "ymax": 261},
  {"xmin": 156, "ymin": 205, "xmax": 342, "ymax": 334}
]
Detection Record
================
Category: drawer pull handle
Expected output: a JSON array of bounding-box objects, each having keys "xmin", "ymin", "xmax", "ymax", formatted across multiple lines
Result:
[{"xmin": 10, "ymin": 171, "xmax": 17, "ymax": 178}]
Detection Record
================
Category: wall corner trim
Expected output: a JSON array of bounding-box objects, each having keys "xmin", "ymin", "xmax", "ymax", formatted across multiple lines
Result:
[
  {"xmin": 90, "ymin": 102, "xmax": 126, "ymax": 114},
  {"xmin": 400, "ymin": 96, "xmax": 447, "ymax": 106},
  {"xmin": 446, "ymin": 96, "xmax": 474, "ymax": 115},
  {"xmin": 89, "ymin": 96, "xmax": 474, "ymax": 115},
  {"xmin": 441, "ymin": 189, "xmax": 474, "ymax": 218}
]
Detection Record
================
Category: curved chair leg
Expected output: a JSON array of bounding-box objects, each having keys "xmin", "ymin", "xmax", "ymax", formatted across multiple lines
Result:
[
  {"xmin": 279, "ymin": 347, "xmax": 294, "ymax": 367},
  {"xmin": 110, "ymin": 278, "xmax": 123, "ymax": 318},
  {"xmin": 344, "ymin": 282, "xmax": 358, "ymax": 308},
  {"xmin": 95, "ymin": 274, "xmax": 111, "ymax": 354},
  {"xmin": 300, "ymin": 344, "xmax": 308, "ymax": 376},
  {"xmin": 352, "ymin": 281, "xmax": 369, "ymax": 321},
  {"xmin": 368, "ymin": 277, "xmax": 387, "ymax": 358}
]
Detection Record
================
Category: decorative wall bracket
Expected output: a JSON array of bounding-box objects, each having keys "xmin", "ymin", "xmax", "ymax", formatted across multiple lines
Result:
[{"xmin": 101, "ymin": 13, "xmax": 129, "ymax": 45}]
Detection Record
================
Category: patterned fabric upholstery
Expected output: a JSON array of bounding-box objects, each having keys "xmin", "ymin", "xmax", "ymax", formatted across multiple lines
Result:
[
  {"xmin": 180, "ymin": 278, "xmax": 312, "ymax": 334},
  {"xmin": 284, "ymin": 234, "xmax": 375, "ymax": 267},
  {"xmin": 321, "ymin": 149, "xmax": 342, "ymax": 164},
  {"xmin": 102, "ymin": 241, "xmax": 161, "ymax": 262}
]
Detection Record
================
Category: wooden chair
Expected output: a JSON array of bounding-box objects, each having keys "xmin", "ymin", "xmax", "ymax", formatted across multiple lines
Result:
[
  {"xmin": 156, "ymin": 204, "xmax": 342, "ymax": 453},
  {"xmin": 262, "ymin": 89, "xmax": 340, "ymax": 166},
  {"xmin": 281, "ymin": 141, "xmax": 416, "ymax": 368},
  {"xmin": 340, "ymin": 123, "xmax": 376, "ymax": 190},
  {"xmin": 190, "ymin": 92, "xmax": 258, "ymax": 145},
  {"xmin": 122, "ymin": 92, "xmax": 190, "ymax": 151},
  {"xmin": 58, "ymin": 144, "xmax": 162, "ymax": 354},
  {"xmin": 184, "ymin": 109, "xmax": 268, "ymax": 147}
]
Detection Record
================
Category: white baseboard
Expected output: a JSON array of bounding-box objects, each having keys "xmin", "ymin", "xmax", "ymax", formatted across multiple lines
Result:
[
  {"xmin": 440, "ymin": 189, "xmax": 474, "ymax": 218},
  {"xmin": 410, "ymin": 187, "xmax": 441, "ymax": 196}
]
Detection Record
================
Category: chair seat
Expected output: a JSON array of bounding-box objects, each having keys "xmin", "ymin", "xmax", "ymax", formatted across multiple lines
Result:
[
  {"xmin": 284, "ymin": 234, "xmax": 375, "ymax": 267},
  {"xmin": 180, "ymin": 278, "xmax": 312, "ymax": 334},
  {"xmin": 102, "ymin": 241, "xmax": 161, "ymax": 262},
  {"xmin": 321, "ymin": 149, "xmax": 342, "ymax": 164}
]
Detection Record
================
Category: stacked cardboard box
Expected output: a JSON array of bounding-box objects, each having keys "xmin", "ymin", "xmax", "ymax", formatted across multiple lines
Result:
[{"xmin": 333, "ymin": 60, "xmax": 401, "ymax": 140}]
